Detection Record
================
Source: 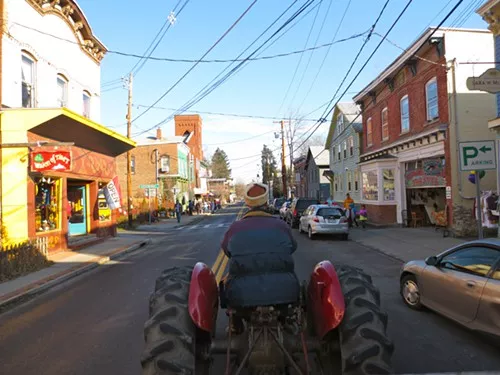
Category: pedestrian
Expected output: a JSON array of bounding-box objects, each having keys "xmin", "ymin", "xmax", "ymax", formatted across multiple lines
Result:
[
  {"xmin": 175, "ymin": 199, "xmax": 182, "ymax": 223},
  {"xmin": 359, "ymin": 204, "xmax": 368, "ymax": 229},
  {"xmin": 349, "ymin": 202, "xmax": 359, "ymax": 228},
  {"xmin": 343, "ymin": 193, "xmax": 354, "ymax": 210}
]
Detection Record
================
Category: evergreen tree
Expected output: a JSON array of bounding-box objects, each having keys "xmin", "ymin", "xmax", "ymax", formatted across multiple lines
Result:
[
  {"xmin": 211, "ymin": 148, "xmax": 231, "ymax": 178},
  {"xmin": 261, "ymin": 145, "xmax": 277, "ymax": 184}
]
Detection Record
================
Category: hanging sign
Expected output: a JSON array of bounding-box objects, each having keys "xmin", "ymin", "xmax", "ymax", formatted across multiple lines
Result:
[
  {"xmin": 30, "ymin": 151, "xmax": 71, "ymax": 172},
  {"xmin": 103, "ymin": 176, "xmax": 122, "ymax": 210}
]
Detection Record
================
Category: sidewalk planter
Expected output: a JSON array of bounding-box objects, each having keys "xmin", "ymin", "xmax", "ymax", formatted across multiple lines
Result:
[{"xmin": 0, "ymin": 242, "xmax": 53, "ymax": 282}]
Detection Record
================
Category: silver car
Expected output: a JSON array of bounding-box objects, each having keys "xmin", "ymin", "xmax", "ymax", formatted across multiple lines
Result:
[
  {"xmin": 400, "ymin": 239, "xmax": 500, "ymax": 337},
  {"xmin": 298, "ymin": 204, "xmax": 349, "ymax": 240}
]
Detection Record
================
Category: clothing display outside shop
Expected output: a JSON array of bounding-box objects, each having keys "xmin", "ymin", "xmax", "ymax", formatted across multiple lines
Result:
[
  {"xmin": 35, "ymin": 177, "xmax": 61, "ymax": 232},
  {"xmin": 474, "ymin": 191, "xmax": 499, "ymax": 229}
]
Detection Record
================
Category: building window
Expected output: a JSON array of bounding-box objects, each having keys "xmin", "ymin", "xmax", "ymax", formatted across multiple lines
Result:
[
  {"xmin": 331, "ymin": 147, "xmax": 335, "ymax": 162},
  {"xmin": 337, "ymin": 114, "xmax": 344, "ymax": 134},
  {"xmin": 426, "ymin": 78, "xmax": 439, "ymax": 121},
  {"xmin": 97, "ymin": 189, "xmax": 111, "ymax": 222},
  {"xmin": 337, "ymin": 144, "xmax": 341, "ymax": 160},
  {"xmin": 381, "ymin": 107, "xmax": 389, "ymax": 140},
  {"xmin": 367, "ymin": 117, "xmax": 373, "ymax": 146},
  {"xmin": 348, "ymin": 136, "xmax": 354, "ymax": 156},
  {"xmin": 35, "ymin": 177, "xmax": 61, "ymax": 232},
  {"xmin": 131, "ymin": 155, "xmax": 136, "ymax": 174},
  {"xmin": 383, "ymin": 169, "xmax": 395, "ymax": 201},
  {"xmin": 57, "ymin": 74, "xmax": 68, "ymax": 107},
  {"xmin": 400, "ymin": 96, "xmax": 410, "ymax": 133},
  {"xmin": 160, "ymin": 156, "xmax": 170, "ymax": 173},
  {"xmin": 362, "ymin": 171, "xmax": 378, "ymax": 201},
  {"xmin": 83, "ymin": 91, "xmax": 91, "ymax": 118},
  {"xmin": 21, "ymin": 53, "xmax": 36, "ymax": 108},
  {"xmin": 354, "ymin": 170, "xmax": 359, "ymax": 191},
  {"xmin": 343, "ymin": 141, "xmax": 347, "ymax": 158},
  {"xmin": 347, "ymin": 170, "xmax": 352, "ymax": 191}
]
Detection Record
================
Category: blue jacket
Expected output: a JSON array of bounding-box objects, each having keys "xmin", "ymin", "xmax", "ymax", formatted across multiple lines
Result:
[{"xmin": 221, "ymin": 209, "xmax": 300, "ymax": 308}]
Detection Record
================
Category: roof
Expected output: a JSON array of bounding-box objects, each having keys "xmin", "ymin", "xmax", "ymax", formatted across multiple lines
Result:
[
  {"xmin": 325, "ymin": 102, "xmax": 362, "ymax": 149},
  {"xmin": 136, "ymin": 135, "xmax": 187, "ymax": 147},
  {"xmin": 352, "ymin": 27, "xmax": 491, "ymax": 103},
  {"xmin": 308, "ymin": 146, "xmax": 329, "ymax": 167},
  {"xmin": 337, "ymin": 102, "xmax": 362, "ymax": 124}
]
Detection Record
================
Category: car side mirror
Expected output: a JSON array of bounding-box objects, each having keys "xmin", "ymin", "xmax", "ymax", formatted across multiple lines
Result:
[{"xmin": 425, "ymin": 256, "xmax": 438, "ymax": 266}]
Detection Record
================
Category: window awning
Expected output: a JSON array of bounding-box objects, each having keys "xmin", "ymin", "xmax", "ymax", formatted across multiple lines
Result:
[{"xmin": 1, "ymin": 108, "xmax": 136, "ymax": 157}]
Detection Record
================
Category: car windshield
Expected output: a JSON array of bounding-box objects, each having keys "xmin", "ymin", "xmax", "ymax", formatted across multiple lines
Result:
[{"xmin": 317, "ymin": 208, "xmax": 343, "ymax": 218}]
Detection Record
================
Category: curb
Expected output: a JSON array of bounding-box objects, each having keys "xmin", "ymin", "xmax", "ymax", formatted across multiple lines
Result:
[
  {"xmin": 0, "ymin": 239, "xmax": 152, "ymax": 310},
  {"xmin": 173, "ymin": 215, "xmax": 206, "ymax": 228},
  {"xmin": 350, "ymin": 238, "xmax": 406, "ymax": 264}
]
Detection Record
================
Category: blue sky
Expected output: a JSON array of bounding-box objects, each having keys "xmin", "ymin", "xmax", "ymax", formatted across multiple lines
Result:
[{"xmin": 77, "ymin": 0, "xmax": 486, "ymax": 183}]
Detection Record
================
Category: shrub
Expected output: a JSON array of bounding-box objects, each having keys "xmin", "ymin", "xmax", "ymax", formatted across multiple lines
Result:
[{"xmin": 0, "ymin": 241, "xmax": 53, "ymax": 282}]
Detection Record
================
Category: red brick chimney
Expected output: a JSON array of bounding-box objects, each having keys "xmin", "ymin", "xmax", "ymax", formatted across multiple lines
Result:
[{"xmin": 156, "ymin": 127, "xmax": 162, "ymax": 140}]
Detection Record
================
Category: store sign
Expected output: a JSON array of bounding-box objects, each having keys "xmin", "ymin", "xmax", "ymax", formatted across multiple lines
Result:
[
  {"xmin": 466, "ymin": 68, "xmax": 500, "ymax": 94},
  {"xmin": 103, "ymin": 176, "xmax": 122, "ymax": 210},
  {"xmin": 31, "ymin": 151, "xmax": 71, "ymax": 172},
  {"xmin": 405, "ymin": 158, "xmax": 446, "ymax": 188}
]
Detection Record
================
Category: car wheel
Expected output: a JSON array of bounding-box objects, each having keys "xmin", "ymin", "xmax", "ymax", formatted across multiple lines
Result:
[
  {"xmin": 308, "ymin": 226, "xmax": 314, "ymax": 240},
  {"xmin": 400, "ymin": 274, "xmax": 423, "ymax": 310}
]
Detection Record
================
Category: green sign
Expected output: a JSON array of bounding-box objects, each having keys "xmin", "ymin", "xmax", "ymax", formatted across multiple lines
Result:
[
  {"xmin": 459, "ymin": 141, "xmax": 496, "ymax": 171},
  {"xmin": 139, "ymin": 184, "xmax": 159, "ymax": 189}
]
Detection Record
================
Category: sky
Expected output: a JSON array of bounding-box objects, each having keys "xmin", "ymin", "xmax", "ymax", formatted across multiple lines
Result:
[{"xmin": 75, "ymin": 0, "xmax": 487, "ymax": 183}]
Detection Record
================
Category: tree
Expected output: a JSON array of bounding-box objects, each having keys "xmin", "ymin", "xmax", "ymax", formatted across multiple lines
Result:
[
  {"xmin": 261, "ymin": 145, "xmax": 278, "ymax": 184},
  {"xmin": 296, "ymin": 134, "xmax": 325, "ymax": 157},
  {"xmin": 234, "ymin": 179, "xmax": 246, "ymax": 198},
  {"xmin": 211, "ymin": 148, "xmax": 231, "ymax": 178}
]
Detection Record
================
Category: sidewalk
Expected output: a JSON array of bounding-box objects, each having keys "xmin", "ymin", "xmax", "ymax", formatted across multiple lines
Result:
[
  {"xmin": 0, "ymin": 233, "xmax": 151, "ymax": 309},
  {"xmin": 132, "ymin": 213, "xmax": 207, "ymax": 233},
  {"xmin": 349, "ymin": 226, "xmax": 468, "ymax": 263}
]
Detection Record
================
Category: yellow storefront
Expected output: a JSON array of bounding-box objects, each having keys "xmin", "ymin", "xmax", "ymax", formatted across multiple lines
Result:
[{"xmin": 0, "ymin": 107, "xmax": 135, "ymax": 252}]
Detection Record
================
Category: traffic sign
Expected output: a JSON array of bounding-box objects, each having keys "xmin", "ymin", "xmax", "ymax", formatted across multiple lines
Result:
[
  {"xmin": 140, "ymin": 184, "xmax": 159, "ymax": 189},
  {"xmin": 466, "ymin": 68, "xmax": 500, "ymax": 94},
  {"xmin": 459, "ymin": 141, "xmax": 496, "ymax": 171}
]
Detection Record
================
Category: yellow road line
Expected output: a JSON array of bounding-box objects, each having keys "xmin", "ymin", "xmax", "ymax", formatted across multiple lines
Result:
[
  {"xmin": 211, "ymin": 250, "xmax": 224, "ymax": 274},
  {"xmin": 215, "ymin": 254, "xmax": 229, "ymax": 283}
]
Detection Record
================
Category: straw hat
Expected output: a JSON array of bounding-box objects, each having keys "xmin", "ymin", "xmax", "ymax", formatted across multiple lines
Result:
[{"xmin": 244, "ymin": 182, "xmax": 269, "ymax": 208}]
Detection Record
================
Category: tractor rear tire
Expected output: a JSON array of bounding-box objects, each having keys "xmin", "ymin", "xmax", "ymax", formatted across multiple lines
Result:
[
  {"xmin": 141, "ymin": 266, "xmax": 210, "ymax": 375},
  {"xmin": 336, "ymin": 265, "xmax": 394, "ymax": 375}
]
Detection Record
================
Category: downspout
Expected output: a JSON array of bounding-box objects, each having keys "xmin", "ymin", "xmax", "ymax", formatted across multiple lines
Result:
[{"xmin": 450, "ymin": 58, "xmax": 474, "ymax": 200}]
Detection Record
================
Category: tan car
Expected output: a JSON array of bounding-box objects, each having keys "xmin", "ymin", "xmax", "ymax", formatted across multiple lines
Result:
[{"xmin": 400, "ymin": 239, "xmax": 500, "ymax": 337}]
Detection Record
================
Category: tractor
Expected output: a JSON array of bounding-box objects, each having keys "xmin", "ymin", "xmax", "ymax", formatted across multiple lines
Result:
[{"xmin": 141, "ymin": 260, "xmax": 394, "ymax": 374}]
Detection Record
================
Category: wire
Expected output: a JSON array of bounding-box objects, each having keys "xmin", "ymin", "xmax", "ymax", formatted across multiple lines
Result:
[{"xmin": 130, "ymin": 0, "xmax": 259, "ymax": 124}]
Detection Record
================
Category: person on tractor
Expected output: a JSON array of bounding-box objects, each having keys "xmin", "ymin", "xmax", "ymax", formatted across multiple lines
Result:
[{"xmin": 220, "ymin": 182, "xmax": 300, "ymax": 333}]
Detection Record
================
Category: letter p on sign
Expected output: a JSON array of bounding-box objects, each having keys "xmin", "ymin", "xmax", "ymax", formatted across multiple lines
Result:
[{"xmin": 463, "ymin": 146, "xmax": 478, "ymax": 166}]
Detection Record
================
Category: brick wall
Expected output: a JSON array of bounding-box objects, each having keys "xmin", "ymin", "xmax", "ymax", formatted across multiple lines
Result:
[
  {"xmin": 364, "ymin": 204, "xmax": 397, "ymax": 225},
  {"xmin": 174, "ymin": 115, "xmax": 203, "ymax": 187},
  {"xmin": 360, "ymin": 46, "xmax": 448, "ymax": 154}
]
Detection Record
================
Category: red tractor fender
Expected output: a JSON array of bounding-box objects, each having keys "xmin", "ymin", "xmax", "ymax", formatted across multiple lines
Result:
[
  {"xmin": 188, "ymin": 262, "xmax": 219, "ymax": 333},
  {"xmin": 307, "ymin": 260, "xmax": 346, "ymax": 339}
]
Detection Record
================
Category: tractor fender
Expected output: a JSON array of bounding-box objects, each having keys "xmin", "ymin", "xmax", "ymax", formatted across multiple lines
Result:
[
  {"xmin": 307, "ymin": 260, "xmax": 346, "ymax": 339},
  {"xmin": 188, "ymin": 262, "xmax": 219, "ymax": 332}
]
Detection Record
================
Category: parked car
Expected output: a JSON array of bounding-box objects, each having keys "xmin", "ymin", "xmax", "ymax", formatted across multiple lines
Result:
[
  {"xmin": 400, "ymin": 239, "xmax": 500, "ymax": 337},
  {"xmin": 271, "ymin": 197, "xmax": 286, "ymax": 214},
  {"xmin": 279, "ymin": 201, "xmax": 291, "ymax": 220},
  {"xmin": 299, "ymin": 204, "xmax": 349, "ymax": 240},
  {"xmin": 286, "ymin": 197, "xmax": 320, "ymax": 228}
]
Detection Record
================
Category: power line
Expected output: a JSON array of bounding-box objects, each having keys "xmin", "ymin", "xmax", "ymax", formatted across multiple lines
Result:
[
  {"xmin": 130, "ymin": 0, "xmax": 260, "ymax": 124},
  {"xmin": 132, "ymin": 0, "xmax": 320, "ymax": 137}
]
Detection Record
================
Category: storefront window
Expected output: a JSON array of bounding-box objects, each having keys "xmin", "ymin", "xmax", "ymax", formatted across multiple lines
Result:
[
  {"xmin": 98, "ymin": 189, "xmax": 111, "ymax": 221},
  {"xmin": 362, "ymin": 171, "xmax": 378, "ymax": 201},
  {"xmin": 383, "ymin": 169, "xmax": 395, "ymax": 201},
  {"xmin": 35, "ymin": 177, "xmax": 61, "ymax": 232}
]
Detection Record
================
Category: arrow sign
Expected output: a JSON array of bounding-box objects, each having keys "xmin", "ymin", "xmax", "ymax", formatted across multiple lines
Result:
[{"xmin": 459, "ymin": 140, "xmax": 496, "ymax": 171}]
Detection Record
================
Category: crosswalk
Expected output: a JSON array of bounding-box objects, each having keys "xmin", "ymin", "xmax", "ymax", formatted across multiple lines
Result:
[{"xmin": 176, "ymin": 223, "xmax": 231, "ymax": 231}]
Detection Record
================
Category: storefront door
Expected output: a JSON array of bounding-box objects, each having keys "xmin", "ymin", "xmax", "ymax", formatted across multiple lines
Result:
[{"xmin": 68, "ymin": 185, "xmax": 87, "ymax": 236}]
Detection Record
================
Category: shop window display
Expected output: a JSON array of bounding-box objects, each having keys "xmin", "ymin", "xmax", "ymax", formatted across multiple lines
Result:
[
  {"xmin": 383, "ymin": 169, "xmax": 395, "ymax": 201},
  {"xmin": 35, "ymin": 177, "xmax": 60, "ymax": 232},
  {"xmin": 362, "ymin": 171, "xmax": 378, "ymax": 201}
]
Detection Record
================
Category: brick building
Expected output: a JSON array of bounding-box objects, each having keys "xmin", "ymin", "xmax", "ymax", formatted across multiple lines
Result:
[
  {"xmin": 174, "ymin": 114, "xmax": 203, "ymax": 189},
  {"xmin": 353, "ymin": 27, "xmax": 497, "ymax": 236}
]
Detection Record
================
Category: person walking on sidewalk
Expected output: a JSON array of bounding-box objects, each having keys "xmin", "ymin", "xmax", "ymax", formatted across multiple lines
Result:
[
  {"xmin": 348, "ymin": 202, "xmax": 359, "ymax": 228},
  {"xmin": 175, "ymin": 200, "xmax": 182, "ymax": 223},
  {"xmin": 359, "ymin": 204, "xmax": 368, "ymax": 229}
]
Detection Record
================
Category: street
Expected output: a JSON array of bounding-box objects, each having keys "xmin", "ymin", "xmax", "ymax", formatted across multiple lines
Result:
[{"xmin": 0, "ymin": 204, "xmax": 499, "ymax": 374}]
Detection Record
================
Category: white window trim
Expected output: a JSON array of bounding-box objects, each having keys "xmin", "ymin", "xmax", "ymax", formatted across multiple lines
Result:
[
  {"xmin": 57, "ymin": 74, "xmax": 68, "ymax": 108},
  {"xmin": 21, "ymin": 52, "xmax": 36, "ymax": 108},
  {"xmin": 83, "ymin": 91, "xmax": 91, "ymax": 118},
  {"xmin": 425, "ymin": 77, "xmax": 439, "ymax": 122},
  {"xmin": 381, "ymin": 107, "xmax": 389, "ymax": 141},
  {"xmin": 366, "ymin": 117, "xmax": 373, "ymax": 146},
  {"xmin": 400, "ymin": 95, "xmax": 410, "ymax": 134}
]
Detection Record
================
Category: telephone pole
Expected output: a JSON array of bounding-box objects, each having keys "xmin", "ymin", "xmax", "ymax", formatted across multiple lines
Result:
[
  {"xmin": 274, "ymin": 120, "xmax": 289, "ymax": 197},
  {"xmin": 126, "ymin": 73, "xmax": 133, "ymax": 227}
]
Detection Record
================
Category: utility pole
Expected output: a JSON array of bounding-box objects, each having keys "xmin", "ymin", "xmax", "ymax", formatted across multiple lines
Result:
[
  {"xmin": 274, "ymin": 120, "xmax": 289, "ymax": 197},
  {"xmin": 126, "ymin": 73, "xmax": 133, "ymax": 227}
]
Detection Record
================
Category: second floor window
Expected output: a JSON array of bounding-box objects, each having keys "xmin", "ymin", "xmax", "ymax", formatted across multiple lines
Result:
[
  {"xmin": 21, "ymin": 54, "xmax": 36, "ymax": 108},
  {"xmin": 400, "ymin": 95, "xmax": 410, "ymax": 133},
  {"xmin": 160, "ymin": 156, "xmax": 170, "ymax": 173},
  {"xmin": 367, "ymin": 117, "xmax": 373, "ymax": 146},
  {"xmin": 343, "ymin": 141, "xmax": 347, "ymax": 158},
  {"xmin": 381, "ymin": 107, "xmax": 389, "ymax": 140},
  {"xmin": 348, "ymin": 136, "xmax": 354, "ymax": 156},
  {"xmin": 83, "ymin": 91, "xmax": 91, "ymax": 118},
  {"xmin": 426, "ymin": 78, "xmax": 439, "ymax": 121},
  {"xmin": 57, "ymin": 75, "xmax": 68, "ymax": 107},
  {"xmin": 337, "ymin": 144, "xmax": 341, "ymax": 160}
]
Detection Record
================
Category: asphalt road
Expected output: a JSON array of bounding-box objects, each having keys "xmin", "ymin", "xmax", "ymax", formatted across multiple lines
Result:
[{"xmin": 0, "ymin": 203, "xmax": 499, "ymax": 374}]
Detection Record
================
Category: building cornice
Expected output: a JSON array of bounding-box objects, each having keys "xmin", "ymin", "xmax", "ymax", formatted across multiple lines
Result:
[
  {"xmin": 476, "ymin": 0, "xmax": 500, "ymax": 35},
  {"xmin": 26, "ymin": 0, "xmax": 107, "ymax": 64}
]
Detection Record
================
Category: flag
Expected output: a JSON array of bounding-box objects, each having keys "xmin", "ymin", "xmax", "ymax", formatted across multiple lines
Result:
[{"xmin": 104, "ymin": 176, "xmax": 122, "ymax": 210}]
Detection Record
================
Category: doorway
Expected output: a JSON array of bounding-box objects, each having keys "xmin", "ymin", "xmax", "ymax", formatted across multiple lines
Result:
[{"xmin": 68, "ymin": 185, "xmax": 87, "ymax": 236}]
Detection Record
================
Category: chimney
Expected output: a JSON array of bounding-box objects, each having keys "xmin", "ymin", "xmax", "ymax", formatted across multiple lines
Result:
[{"xmin": 156, "ymin": 127, "xmax": 162, "ymax": 140}]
